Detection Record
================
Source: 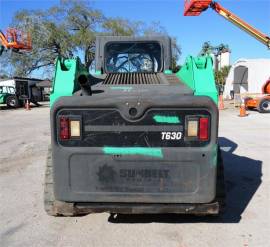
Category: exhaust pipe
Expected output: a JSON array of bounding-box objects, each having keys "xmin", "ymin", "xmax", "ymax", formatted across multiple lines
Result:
[{"xmin": 78, "ymin": 74, "xmax": 92, "ymax": 96}]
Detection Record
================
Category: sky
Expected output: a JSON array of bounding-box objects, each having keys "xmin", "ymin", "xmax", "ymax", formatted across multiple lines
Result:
[{"xmin": 0, "ymin": 0, "xmax": 269, "ymax": 66}]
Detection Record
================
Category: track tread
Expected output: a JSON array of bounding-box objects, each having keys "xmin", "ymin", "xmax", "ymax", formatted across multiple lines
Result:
[
  {"xmin": 216, "ymin": 146, "xmax": 226, "ymax": 212},
  {"xmin": 44, "ymin": 146, "xmax": 78, "ymax": 216}
]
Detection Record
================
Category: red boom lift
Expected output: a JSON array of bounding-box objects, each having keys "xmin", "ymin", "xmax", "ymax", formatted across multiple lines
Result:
[{"xmin": 184, "ymin": 0, "xmax": 270, "ymax": 113}]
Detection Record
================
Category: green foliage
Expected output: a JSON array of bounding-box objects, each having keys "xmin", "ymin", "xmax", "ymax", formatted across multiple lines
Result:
[
  {"xmin": 200, "ymin": 41, "xmax": 230, "ymax": 56},
  {"xmin": 102, "ymin": 19, "xmax": 168, "ymax": 37},
  {"xmin": 0, "ymin": 51, "xmax": 12, "ymax": 78},
  {"xmin": 171, "ymin": 37, "xmax": 181, "ymax": 73},
  {"xmin": 0, "ymin": 73, "xmax": 9, "ymax": 79},
  {"xmin": 142, "ymin": 21, "xmax": 167, "ymax": 36},
  {"xmin": 102, "ymin": 18, "xmax": 137, "ymax": 36},
  {"xmin": 214, "ymin": 65, "xmax": 231, "ymax": 86}
]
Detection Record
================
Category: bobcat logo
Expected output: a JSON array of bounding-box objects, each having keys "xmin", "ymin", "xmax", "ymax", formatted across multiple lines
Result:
[{"xmin": 97, "ymin": 164, "xmax": 116, "ymax": 182}]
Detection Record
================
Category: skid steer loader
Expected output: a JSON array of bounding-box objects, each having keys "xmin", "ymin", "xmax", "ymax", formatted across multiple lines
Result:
[{"xmin": 44, "ymin": 36, "xmax": 225, "ymax": 216}]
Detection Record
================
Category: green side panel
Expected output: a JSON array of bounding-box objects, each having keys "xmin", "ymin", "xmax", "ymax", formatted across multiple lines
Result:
[
  {"xmin": 176, "ymin": 56, "xmax": 218, "ymax": 104},
  {"xmin": 0, "ymin": 93, "xmax": 10, "ymax": 104},
  {"xmin": 0, "ymin": 94, "xmax": 5, "ymax": 104},
  {"xmin": 50, "ymin": 57, "xmax": 89, "ymax": 107},
  {"xmin": 103, "ymin": 147, "xmax": 163, "ymax": 158}
]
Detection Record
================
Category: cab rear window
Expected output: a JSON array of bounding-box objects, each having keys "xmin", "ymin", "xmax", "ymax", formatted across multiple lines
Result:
[{"xmin": 105, "ymin": 42, "xmax": 162, "ymax": 73}]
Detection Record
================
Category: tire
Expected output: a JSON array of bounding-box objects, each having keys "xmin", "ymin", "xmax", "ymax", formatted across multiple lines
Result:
[
  {"xmin": 6, "ymin": 95, "xmax": 19, "ymax": 108},
  {"xmin": 32, "ymin": 101, "xmax": 41, "ymax": 107},
  {"xmin": 19, "ymin": 100, "xmax": 25, "ymax": 107},
  {"xmin": 258, "ymin": 98, "xmax": 270, "ymax": 113},
  {"xmin": 216, "ymin": 147, "xmax": 226, "ymax": 212},
  {"xmin": 44, "ymin": 146, "xmax": 77, "ymax": 216}
]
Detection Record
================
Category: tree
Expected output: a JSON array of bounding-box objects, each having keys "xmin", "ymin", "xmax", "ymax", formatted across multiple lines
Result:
[
  {"xmin": 200, "ymin": 41, "xmax": 230, "ymax": 56},
  {"xmin": 0, "ymin": 73, "xmax": 8, "ymax": 79},
  {"xmin": 7, "ymin": 0, "xmax": 103, "ymax": 77},
  {"xmin": 171, "ymin": 37, "xmax": 181, "ymax": 72},
  {"xmin": 215, "ymin": 65, "xmax": 231, "ymax": 93},
  {"xmin": 5, "ymin": 0, "xmax": 181, "ymax": 77},
  {"xmin": 142, "ymin": 21, "xmax": 167, "ymax": 36},
  {"xmin": 0, "ymin": 51, "xmax": 12, "ymax": 78},
  {"xmin": 102, "ymin": 18, "xmax": 139, "ymax": 36}
]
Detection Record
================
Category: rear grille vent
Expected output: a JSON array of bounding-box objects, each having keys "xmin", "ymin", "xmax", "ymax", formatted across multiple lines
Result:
[{"xmin": 103, "ymin": 73, "xmax": 161, "ymax": 85}]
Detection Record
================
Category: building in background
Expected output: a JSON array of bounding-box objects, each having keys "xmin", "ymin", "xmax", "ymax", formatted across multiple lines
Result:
[
  {"xmin": 217, "ymin": 51, "xmax": 230, "ymax": 70},
  {"xmin": 223, "ymin": 58, "xmax": 270, "ymax": 99}
]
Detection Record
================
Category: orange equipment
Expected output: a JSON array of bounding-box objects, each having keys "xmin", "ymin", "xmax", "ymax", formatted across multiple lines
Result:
[
  {"xmin": 218, "ymin": 95, "xmax": 224, "ymax": 110},
  {"xmin": 184, "ymin": 0, "xmax": 270, "ymax": 49},
  {"xmin": 239, "ymin": 100, "xmax": 248, "ymax": 117},
  {"xmin": 245, "ymin": 79, "xmax": 270, "ymax": 113},
  {"xmin": 25, "ymin": 99, "xmax": 31, "ymax": 111},
  {"xmin": 0, "ymin": 28, "xmax": 32, "ymax": 52}
]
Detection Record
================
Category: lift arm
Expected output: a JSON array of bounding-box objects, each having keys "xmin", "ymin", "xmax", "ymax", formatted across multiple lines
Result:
[
  {"xmin": 211, "ymin": 2, "xmax": 270, "ymax": 48},
  {"xmin": 184, "ymin": 0, "xmax": 270, "ymax": 49}
]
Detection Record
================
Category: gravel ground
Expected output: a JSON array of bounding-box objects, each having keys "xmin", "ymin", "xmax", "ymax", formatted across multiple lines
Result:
[{"xmin": 0, "ymin": 103, "xmax": 269, "ymax": 247}]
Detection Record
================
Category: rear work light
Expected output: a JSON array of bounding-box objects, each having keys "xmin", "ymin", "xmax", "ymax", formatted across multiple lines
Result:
[
  {"xmin": 187, "ymin": 120, "xmax": 198, "ymax": 137},
  {"xmin": 70, "ymin": 120, "xmax": 81, "ymax": 137},
  {"xmin": 59, "ymin": 116, "xmax": 81, "ymax": 140},
  {"xmin": 186, "ymin": 116, "xmax": 209, "ymax": 141}
]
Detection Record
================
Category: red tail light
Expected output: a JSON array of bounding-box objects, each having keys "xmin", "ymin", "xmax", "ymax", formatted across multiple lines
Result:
[
  {"xmin": 199, "ymin": 117, "xmax": 209, "ymax": 140},
  {"xmin": 60, "ymin": 117, "xmax": 70, "ymax": 140}
]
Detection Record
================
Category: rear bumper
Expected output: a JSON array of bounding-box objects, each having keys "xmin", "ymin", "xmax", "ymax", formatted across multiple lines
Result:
[{"xmin": 72, "ymin": 201, "xmax": 220, "ymax": 215}]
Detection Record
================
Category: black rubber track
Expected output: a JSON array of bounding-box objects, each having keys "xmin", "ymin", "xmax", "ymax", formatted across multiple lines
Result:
[
  {"xmin": 44, "ymin": 146, "xmax": 78, "ymax": 216},
  {"xmin": 216, "ymin": 146, "xmax": 226, "ymax": 212}
]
